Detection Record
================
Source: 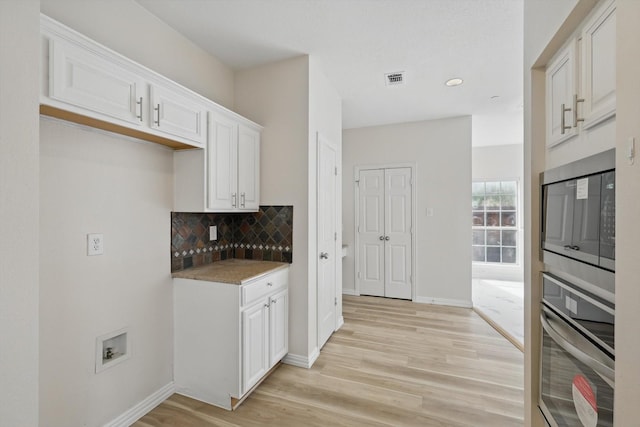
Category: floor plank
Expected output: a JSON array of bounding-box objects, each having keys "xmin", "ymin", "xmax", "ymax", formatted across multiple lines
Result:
[{"xmin": 134, "ymin": 295, "xmax": 524, "ymax": 426}]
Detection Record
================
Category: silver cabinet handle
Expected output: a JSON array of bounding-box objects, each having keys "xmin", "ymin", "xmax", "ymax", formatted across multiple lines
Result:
[
  {"xmin": 385, "ymin": 236, "xmax": 390, "ymax": 241},
  {"xmin": 241, "ymin": 192, "xmax": 246, "ymax": 208},
  {"xmin": 136, "ymin": 97, "xmax": 143, "ymax": 122},
  {"xmin": 379, "ymin": 236, "xmax": 384, "ymax": 240},
  {"xmin": 560, "ymin": 103, "xmax": 572, "ymax": 135},
  {"xmin": 154, "ymin": 104, "xmax": 160, "ymax": 126},
  {"xmin": 573, "ymin": 94, "xmax": 584, "ymax": 127},
  {"xmin": 320, "ymin": 252, "xmax": 329, "ymax": 259},
  {"xmin": 232, "ymin": 193, "xmax": 237, "ymax": 207}
]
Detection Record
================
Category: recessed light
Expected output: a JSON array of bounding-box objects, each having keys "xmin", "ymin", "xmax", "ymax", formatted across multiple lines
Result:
[{"xmin": 445, "ymin": 77, "xmax": 464, "ymax": 87}]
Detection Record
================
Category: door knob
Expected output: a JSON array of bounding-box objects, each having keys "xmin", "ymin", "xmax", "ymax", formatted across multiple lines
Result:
[
  {"xmin": 320, "ymin": 252, "xmax": 329, "ymax": 259},
  {"xmin": 385, "ymin": 236, "xmax": 390, "ymax": 241}
]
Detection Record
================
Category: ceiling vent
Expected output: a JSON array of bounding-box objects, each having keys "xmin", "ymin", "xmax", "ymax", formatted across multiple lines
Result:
[{"xmin": 385, "ymin": 71, "xmax": 405, "ymax": 86}]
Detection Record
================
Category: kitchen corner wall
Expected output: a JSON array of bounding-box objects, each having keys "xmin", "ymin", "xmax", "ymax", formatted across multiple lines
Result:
[{"xmin": 171, "ymin": 206, "xmax": 294, "ymax": 272}]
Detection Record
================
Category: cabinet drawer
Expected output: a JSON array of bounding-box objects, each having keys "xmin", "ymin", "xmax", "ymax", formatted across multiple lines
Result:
[{"xmin": 241, "ymin": 268, "xmax": 288, "ymax": 307}]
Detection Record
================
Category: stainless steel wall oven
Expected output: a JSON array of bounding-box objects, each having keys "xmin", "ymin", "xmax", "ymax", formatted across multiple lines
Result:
[
  {"xmin": 539, "ymin": 149, "xmax": 615, "ymax": 427},
  {"xmin": 540, "ymin": 274, "xmax": 614, "ymax": 427}
]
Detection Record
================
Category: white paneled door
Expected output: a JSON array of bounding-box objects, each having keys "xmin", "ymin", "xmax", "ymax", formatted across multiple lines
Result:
[
  {"xmin": 357, "ymin": 168, "xmax": 412, "ymax": 300},
  {"xmin": 317, "ymin": 134, "xmax": 338, "ymax": 349}
]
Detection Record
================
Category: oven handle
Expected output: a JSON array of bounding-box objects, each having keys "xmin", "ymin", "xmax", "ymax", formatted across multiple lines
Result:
[{"xmin": 541, "ymin": 306, "xmax": 615, "ymax": 388}]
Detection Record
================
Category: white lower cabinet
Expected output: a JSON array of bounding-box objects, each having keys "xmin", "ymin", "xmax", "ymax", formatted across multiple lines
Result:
[{"xmin": 174, "ymin": 266, "xmax": 289, "ymax": 410}]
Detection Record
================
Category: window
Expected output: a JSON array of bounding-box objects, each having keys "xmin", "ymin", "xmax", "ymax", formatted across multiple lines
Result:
[{"xmin": 472, "ymin": 181, "xmax": 518, "ymax": 264}]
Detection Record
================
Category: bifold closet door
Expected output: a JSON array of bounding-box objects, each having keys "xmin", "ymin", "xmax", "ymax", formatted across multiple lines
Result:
[{"xmin": 358, "ymin": 168, "xmax": 412, "ymax": 300}]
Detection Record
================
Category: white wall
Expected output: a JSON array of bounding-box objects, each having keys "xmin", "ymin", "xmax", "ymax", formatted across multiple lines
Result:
[
  {"xmin": 40, "ymin": 0, "xmax": 235, "ymax": 109},
  {"xmin": 309, "ymin": 56, "xmax": 343, "ymax": 352},
  {"xmin": 0, "ymin": 1, "xmax": 40, "ymax": 425},
  {"xmin": 39, "ymin": 120, "xmax": 174, "ymax": 427},
  {"xmin": 36, "ymin": 2, "xmax": 237, "ymax": 425},
  {"xmin": 472, "ymin": 144, "xmax": 524, "ymax": 281},
  {"xmin": 234, "ymin": 56, "xmax": 312, "ymax": 360},
  {"xmin": 343, "ymin": 116, "xmax": 472, "ymax": 306}
]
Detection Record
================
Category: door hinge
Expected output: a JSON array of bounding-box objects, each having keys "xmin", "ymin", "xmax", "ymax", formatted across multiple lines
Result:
[
  {"xmin": 334, "ymin": 297, "xmax": 337, "ymax": 306},
  {"xmin": 334, "ymin": 232, "xmax": 337, "ymax": 241},
  {"xmin": 357, "ymin": 271, "xmax": 361, "ymax": 279},
  {"xmin": 335, "ymin": 167, "xmax": 338, "ymax": 176}
]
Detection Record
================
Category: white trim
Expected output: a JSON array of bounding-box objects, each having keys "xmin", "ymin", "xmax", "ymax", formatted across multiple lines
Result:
[
  {"xmin": 342, "ymin": 288, "xmax": 358, "ymax": 296},
  {"xmin": 414, "ymin": 296, "xmax": 473, "ymax": 309},
  {"xmin": 103, "ymin": 381, "xmax": 175, "ymax": 427},
  {"xmin": 354, "ymin": 162, "xmax": 417, "ymax": 299},
  {"xmin": 336, "ymin": 316, "xmax": 345, "ymax": 330},
  {"xmin": 282, "ymin": 348, "xmax": 320, "ymax": 369}
]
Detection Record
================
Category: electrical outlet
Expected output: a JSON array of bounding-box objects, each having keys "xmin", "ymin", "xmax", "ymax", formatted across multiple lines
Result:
[
  {"xmin": 87, "ymin": 233, "xmax": 104, "ymax": 256},
  {"xmin": 210, "ymin": 226, "xmax": 217, "ymax": 241}
]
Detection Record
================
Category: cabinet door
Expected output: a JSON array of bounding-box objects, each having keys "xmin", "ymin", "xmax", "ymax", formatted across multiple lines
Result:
[
  {"xmin": 269, "ymin": 289, "xmax": 288, "ymax": 367},
  {"xmin": 581, "ymin": 0, "xmax": 616, "ymax": 129},
  {"xmin": 149, "ymin": 85, "xmax": 206, "ymax": 145},
  {"xmin": 242, "ymin": 300, "xmax": 269, "ymax": 393},
  {"xmin": 237, "ymin": 125, "xmax": 260, "ymax": 211},
  {"xmin": 207, "ymin": 113, "xmax": 238, "ymax": 211},
  {"xmin": 49, "ymin": 38, "xmax": 144, "ymax": 126},
  {"xmin": 546, "ymin": 41, "xmax": 577, "ymax": 147}
]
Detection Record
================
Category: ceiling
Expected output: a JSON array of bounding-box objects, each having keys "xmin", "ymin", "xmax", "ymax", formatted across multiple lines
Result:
[{"xmin": 136, "ymin": 0, "xmax": 523, "ymax": 146}]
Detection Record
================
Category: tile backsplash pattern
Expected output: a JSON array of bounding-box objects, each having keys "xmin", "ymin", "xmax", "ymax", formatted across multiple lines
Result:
[{"xmin": 171, "ymin": 206, "xmax": 293, "ymax": 272}]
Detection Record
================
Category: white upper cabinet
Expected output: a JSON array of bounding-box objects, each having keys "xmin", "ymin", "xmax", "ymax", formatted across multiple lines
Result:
[
  {"xmin": 149, "ymin": 84, "xmax": 207, "ymax": 146},
  {"xmin": 208, "ymin": 112, "xmax": 238, "ymax": 210},
  {"xmin": 237, "ymin": 124, "xmax": 260, "ymax": 211},
  {"xmin": 49, "ymin": 38, "xmax": 145, "ymax": 127},
  {"xmin": 41, "ymin": 14, "xmax": 210, "ymax": 149},
  {"xmin": 207, "ymin": 112, "xmax": 260, "ymax": 212},
  {"xmin": 546, "ymin": 41, "xmax": 577, "ymax": 147},
  {"xmin": 581, "ymin": 0, "xmax": 616, "ymax": 129},
  {"xmin": 545, "ymin": 0, "xmax": 616, "ymax": 148}
]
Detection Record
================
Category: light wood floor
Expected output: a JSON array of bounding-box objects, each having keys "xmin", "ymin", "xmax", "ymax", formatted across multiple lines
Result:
[{"xmin": 134, "ymin": 295, "xmax": 524, "ymax": 427}]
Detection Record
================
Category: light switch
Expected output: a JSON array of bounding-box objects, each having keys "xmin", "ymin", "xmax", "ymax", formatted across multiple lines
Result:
[{"xmin": 210, "ymin": 226, "xmax": 217, "ymax": 241}]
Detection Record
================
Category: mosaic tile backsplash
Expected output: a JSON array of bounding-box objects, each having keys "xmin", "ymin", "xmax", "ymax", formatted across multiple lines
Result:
[{"xmin": 171, "ymin": 206, "xmax": 293, "ymax": 272}]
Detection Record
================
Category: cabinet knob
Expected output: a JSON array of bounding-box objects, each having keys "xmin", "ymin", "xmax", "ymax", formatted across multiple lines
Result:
[
  {"xmin": 267, "ymin": 282, "xmax": 273, "ymax": 287},
  {"xmin": 320, "ymin": 252, "xmax": 329, "ymax": 259},
  {"xmin": 385, "ymin": 236, "xmax": 390, "ymax": 241},
  {"xmin": 271, "ymin": 299, "xmax": 277, "ymax": 305},
  {"xmin": 264, "ymin": 303, "xmax": 270, "ymax": 308},
  {"xmin": 379, "ymin": 236, "xmax": 384, "ymax": 240}
]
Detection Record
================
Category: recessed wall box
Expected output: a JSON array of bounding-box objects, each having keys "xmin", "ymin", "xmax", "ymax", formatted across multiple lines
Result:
[{"xmin": 95, "ymin": 327, "xmax": 130, "ymax": 373}]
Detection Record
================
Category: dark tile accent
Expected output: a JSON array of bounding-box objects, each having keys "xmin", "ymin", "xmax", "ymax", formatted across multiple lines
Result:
[{"xmin": 171, "ymin": 206, "xmax": 293, "ymax": 272}]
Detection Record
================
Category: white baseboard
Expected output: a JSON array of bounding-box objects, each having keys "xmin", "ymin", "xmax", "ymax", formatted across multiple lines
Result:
[
  {"xmin": 342, "ymin": 288, "xmax": 358, "ymax": 296},
  {"xmin": 414, "ymin": 296, "xmax": 473, "ymax": 309},
  {"xmin": 282, "ymin": 347, "xmax": 320, "ymax": 369},
  {"xmin": 103, "ymin": 381, "xmax": 175, "ymax": 427},
  {"xmin": 337, "ymin": 316, "xmax": 345, "ymax": 330}
]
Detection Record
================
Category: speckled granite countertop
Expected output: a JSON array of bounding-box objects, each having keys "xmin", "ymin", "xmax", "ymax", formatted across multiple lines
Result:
[{"xmin": 172, "ymin": 259, "xmax": 289, "ymax": 285}]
